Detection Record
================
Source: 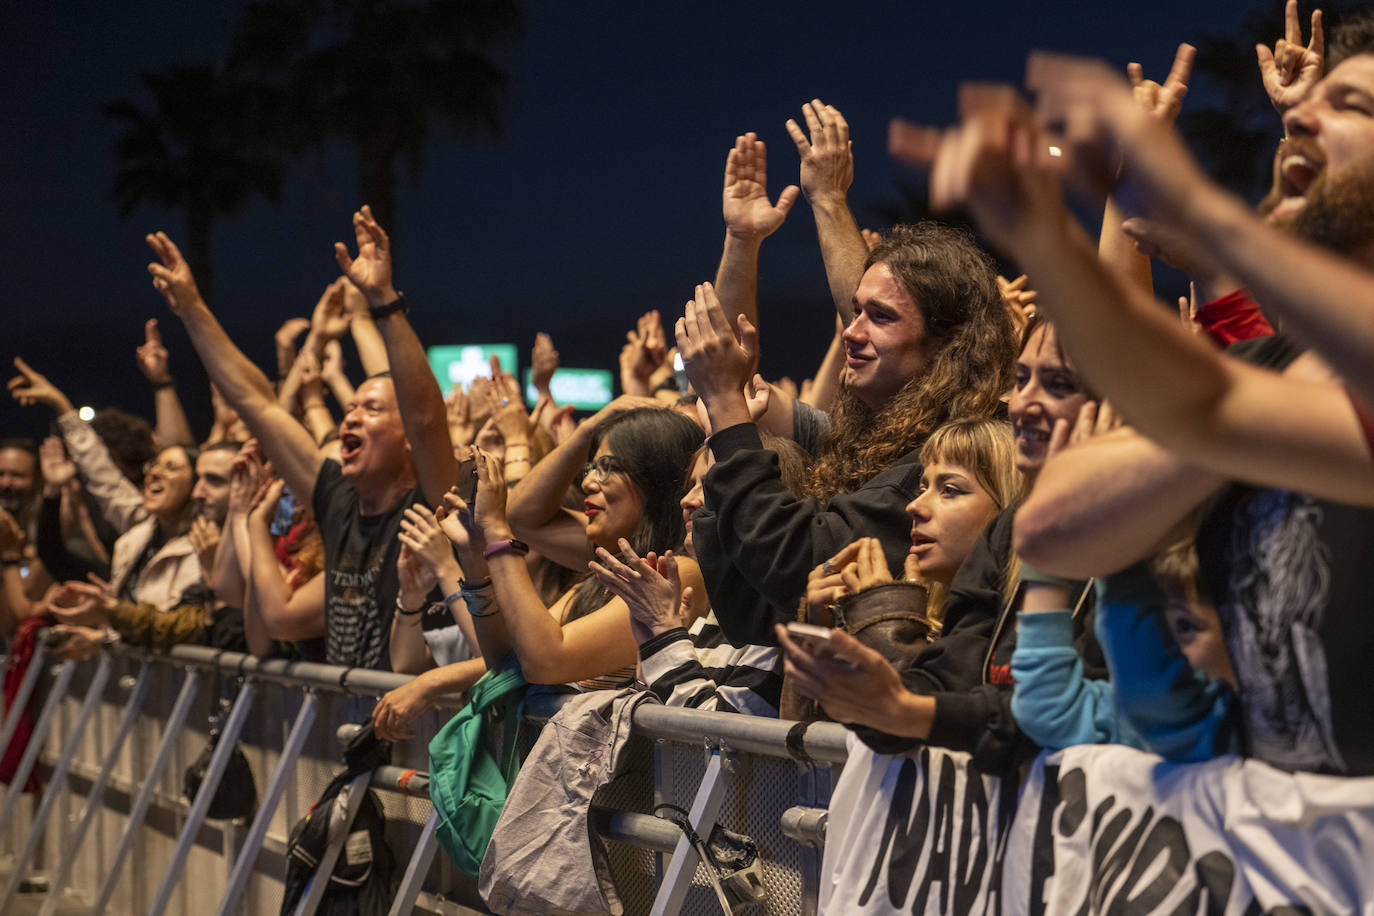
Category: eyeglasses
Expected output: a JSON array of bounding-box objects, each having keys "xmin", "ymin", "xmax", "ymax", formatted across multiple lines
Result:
[
  {"xmin": 142, "ymin": 458, "xmax": 190, "ymax": 477},
  {"xmin": 577, "ymin": 455, "xmax": 624, "ymax": 487}
]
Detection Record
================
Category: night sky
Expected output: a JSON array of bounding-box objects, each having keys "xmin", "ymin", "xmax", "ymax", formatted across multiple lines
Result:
[{"xmin": 3, "ymin": 1, "xmax": 1267, "ymax": 441}]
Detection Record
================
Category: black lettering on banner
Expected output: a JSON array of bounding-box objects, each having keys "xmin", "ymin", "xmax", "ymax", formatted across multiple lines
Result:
[
  {"xmin": 1091, "ymin": 807, "xmax": 1155, "ymax": 913},
  {"xmin": 1106, "ymin": 815, "xmax": 1189, "ymax": 915},
  {"xmin": 953, "ymin": 761, "xmax": 990, "ymax": 913},
  {"xmin": 1167, "ymin": 850, "xmax": 1236, "ymax": 916},
  {"xmin": 910, "ymin": 755, "xmax": 957, "ymax": 914},
  {"xmin": 1028, "ymin": 765, "xmax": 1062, "ymax": 916},
  {"xmin": 859, "ymin": 750, "xmax": 932, "ymax": 908}
]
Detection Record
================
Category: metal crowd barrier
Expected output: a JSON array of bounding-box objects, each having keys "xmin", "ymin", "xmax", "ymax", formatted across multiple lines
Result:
[{"xmin": 0, "ymin": 633, "xmax": 847, "ymax": 915}]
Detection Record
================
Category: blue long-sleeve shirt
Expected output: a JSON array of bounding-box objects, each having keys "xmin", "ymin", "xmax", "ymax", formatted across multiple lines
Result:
[
  {"xmin": 1092, "ymin": 563, "xmax": 1242, "ymax": 762},
  {"xmin": 1011, "ymin": 609, "xmax": 1146, "ymax": 751}
]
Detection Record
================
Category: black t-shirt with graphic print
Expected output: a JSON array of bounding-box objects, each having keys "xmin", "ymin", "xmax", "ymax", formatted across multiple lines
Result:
[
  {"xmin": 1197, "ymin": 334, "xmax": 1374, "ymax": 775},
  {"xmin": 312, "ymin": 459, "xmax": 422, "ymax": 670}
]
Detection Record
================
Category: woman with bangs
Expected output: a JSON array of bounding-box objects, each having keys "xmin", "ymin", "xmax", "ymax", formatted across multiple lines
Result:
[{"xmin": 779, "ymin": 313, "xmax": 1124, "ymax": 769}]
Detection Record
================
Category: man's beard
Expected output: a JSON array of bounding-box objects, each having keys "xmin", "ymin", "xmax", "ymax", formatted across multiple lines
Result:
[
  {"xmin": 0, "ymin": 489, "xmax": 30, "ymax": 515},
  {"xmin": 1264, "ymin": 159, "xmax": 1374, "ymax": 253}
]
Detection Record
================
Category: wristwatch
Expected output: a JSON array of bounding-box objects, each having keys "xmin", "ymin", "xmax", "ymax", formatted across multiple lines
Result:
[
  {"xmin": 483, "ymin": 538, "xmax": 530, "ymax": 559},
  {"xmin": 368, "ymin": 292, "xmax": 408, "ymax": 320}
]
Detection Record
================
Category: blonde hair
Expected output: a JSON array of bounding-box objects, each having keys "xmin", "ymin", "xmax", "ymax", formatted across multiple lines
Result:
[
  {"xmin": 916, "ymin": 418, "xmax": 1019, "ymax": 623},
  {"xmin": 918, "ymin": 418, "xmax": 1020, "ymax": 513}
]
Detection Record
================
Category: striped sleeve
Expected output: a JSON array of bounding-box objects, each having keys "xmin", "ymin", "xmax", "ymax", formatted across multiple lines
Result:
[{"xmin": 638, "ymin": 612, "xmax": 782, "ymax": 718}]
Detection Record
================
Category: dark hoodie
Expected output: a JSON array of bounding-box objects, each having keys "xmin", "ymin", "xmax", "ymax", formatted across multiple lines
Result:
[{"xmin": 855, "ymin": 507, "xmax": 1105, "ymax": 775}]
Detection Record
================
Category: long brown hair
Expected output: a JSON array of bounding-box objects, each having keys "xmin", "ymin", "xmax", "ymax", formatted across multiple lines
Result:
[{"xmin": 807, "ymin": 223, "xmax": 1016, "ymax": 497}]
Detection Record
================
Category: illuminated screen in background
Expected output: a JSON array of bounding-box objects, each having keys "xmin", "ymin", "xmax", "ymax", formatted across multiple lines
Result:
[
  {"xmin": 426, "ymin": 344, "xmax": 519, "ymax": 391},
  {"xmin": 523, "ymin": 368, "xmax": 614, "ymax": 411}
]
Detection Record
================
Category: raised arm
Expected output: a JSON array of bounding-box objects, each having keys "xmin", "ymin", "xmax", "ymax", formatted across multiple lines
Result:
[
  {"xmin": 244, "ymin": 479, "xmax": 325, "ymax": 643},
  {"xmin": 893, "ymin": 78, "xmax": 1374, "ymax": 506},
  {"xmin": 785, "ymin": 98, "xmax": 868, "ymax": 322},
  {"xmin": 334, "ymin": 206, "xmax": 456, "ymax": 506},
  {"xmin": 1257, "ymin": 0, "xmax": 1324, "ymax": 114},
  {"xmin": 136, "ymin": 318, "xmax": 196, "ymax": 448},
  {"xmin": 10, "ymin": 360, "xmax": 149, "ymax": 532},
  {"xmin": 505, "ymin": 394, "xmax": 660, "ymax": 570},
  {"xmin": 713, "ymin": 133, "xmax": 800, "ymax": 329},
  {"xmin": 342, "ymin": 277, "xmax": 389, "ymax": 378},
  {"xmin": 1098, "ymin": 44, "xmax": 1195, "ymax": 296},
  {"xmin": 145, "ymin": 231, "xmax": 324, "ymax": 503}
]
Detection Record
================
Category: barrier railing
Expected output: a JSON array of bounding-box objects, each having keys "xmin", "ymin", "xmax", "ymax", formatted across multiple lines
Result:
[{"xmin": 1, "ymin": 632, "xmax": 845, "ymax": 915}]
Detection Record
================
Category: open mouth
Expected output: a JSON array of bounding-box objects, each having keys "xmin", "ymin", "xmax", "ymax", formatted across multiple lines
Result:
[
  {"xmin": 1280, "ymin": 153, "xmax": 1319, "ymax": 198},
  {"xmin": 1014, "ymin": 423, "xmax": 1051, "ymax": 447},
  {"xmin": 339, "ymin": 433, "xmax": 364, "ymax": 462}
]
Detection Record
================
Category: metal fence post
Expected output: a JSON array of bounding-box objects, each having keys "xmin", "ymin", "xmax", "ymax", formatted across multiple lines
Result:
[
  {"xmin": 387, "ymin": 807, "xmax": 441, "ymax": 916},
  {"xmin": 214, "ymin": 688, "xmax": 319, "ymax": 916},
  {"xmin": 293, "ymin": 770, "xmax": 373, "ymax": 916},
  {"xmin": 0, "ymin": 640, "xmax": 47, "ymax": 762},
  {"xmin": 39, "ymin": 660, "xmax": 151, "ymax": 916},
  {"xmin": 650, "ymin": 746, "xmax": 730, "ymax": 916},
  {"xmin": 147, "ymin": 677, "xmax": 258, "ymax": 916},
  {"xmin": 90, "ymin": 666, "xmax": 203, "ymax": 914},
  {"xmin": 0, "ymin": 660, "xmax": 76, "ymax": 838},
  {"xmin": 0, "ymin": 653, "xmax": 112, "ymax": 912}
]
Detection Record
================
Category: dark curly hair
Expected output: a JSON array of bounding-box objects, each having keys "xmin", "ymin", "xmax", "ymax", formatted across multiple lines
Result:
[
  {"xmin": 1327, "ymin": 8, "xmax": 1374, "ymax": 69},
  {"xmin": 90, "ymin": 408, "xmax": 156, "ymax": 487},
  {"xmin": 807, "ymin": 223, "xmax": 1017, "ymax": 497}
]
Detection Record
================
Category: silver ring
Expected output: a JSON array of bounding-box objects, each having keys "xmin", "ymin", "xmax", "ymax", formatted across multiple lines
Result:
[
  {"xmin": 822, "ymin": 560, "xmax": 835, "ymax": 575},
  {"xmin": 500, "ymin": 398, "xmax": 510, "ymax": 407}
]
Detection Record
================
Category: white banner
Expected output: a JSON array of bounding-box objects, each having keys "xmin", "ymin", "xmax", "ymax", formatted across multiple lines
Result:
[{"xmin": 822, "ymin": 737, "xmax": 1374, "ymax": 915}]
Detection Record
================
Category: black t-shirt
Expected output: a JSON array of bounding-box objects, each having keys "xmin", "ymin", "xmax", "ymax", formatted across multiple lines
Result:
[
  {"xmin": 312, "ymin": 460, "xmax": 422, "ymax": 670},
  {"xmin": 1197, "ymin": 334, "xmax": 1374, "ymax": 774}
]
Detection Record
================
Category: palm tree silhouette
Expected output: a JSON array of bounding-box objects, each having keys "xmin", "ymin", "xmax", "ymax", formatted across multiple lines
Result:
[
  {"xmin": 107, "ymin": 65, "xmax": 287, "ymax": 303},
  {"xmin": 229, "ymin": 0, "xmax": 519, "ymax": 234}
]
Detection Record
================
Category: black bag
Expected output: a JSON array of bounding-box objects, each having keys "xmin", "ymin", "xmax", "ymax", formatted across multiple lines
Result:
[
  {"xmin": 279, "ymin": 722, "xmax": 398, "ymax": 916},
  {"xmin": 183, "ymin": 726, "xmax": 257, "ymax": 821}
]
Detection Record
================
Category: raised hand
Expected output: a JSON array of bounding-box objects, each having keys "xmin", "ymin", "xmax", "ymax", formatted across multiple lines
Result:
[
  {"xmin": 997, "ymin": 274, "xmax": 1039, "ymax": 339},
  {"xmin": 860, "ymin": 228, "xmax": 883, "ymax": 251},
  {"xmin": 1046, "ymin": 399, "xmax": 1121, "ymax": 460},
  {"xmin": 398, "ymin": 503, "xmax": 461, "ymax": 580},
  {"xmin": 310, "ymin": 278, "xmax": 352, "ymax": 343},
  {"xmin": 296, "ymin": 348, "xmax": 325, "ymax": 404},
  {"xmin": 228, "ymin": 440, "xmax": 272, "ymax": 516},
  {"xmin": 785, "ymin": 98, "xmax": 854, "ymax": 207},
  {"xmin": 622, "ymin": 310, "xmax": 668, "ymax": 394},
  {"xmin": 274, "ymin": 317, "xmax": 311, "ymax": 352},
  {"xmin": 589, "ymin": 539, "xmax": 692, "ymax": 641},
  {"xmin": 0, "ymin": 508, "xmax": 24, "ymax": 557},
  {"xmin": 805, "ymin": 540, "xmax": 865, "ymax": 625},
  {"xmin": 445, "ymin": 385, "xmax": 475, "ymax": 449},
  {"xmin": 396, "ymin": 540, "xmax": 439, "ymax": 608},
  {"xmin": 136, "ymin": 318, "xmax": 173, "ymax": 385},
  {"xmin": 1127, "ymin": 43, "xmax": 1196, "ymax": 127},
  {"xmin": 8, "ymin": 358, "xmax": 74, "ymax": 414},
  {"xmin": 1258, "ymin": 0, "xmax": 1324, "ymax": 113},
  {"xmin": 333, "ymin": 205, "xmax": 398, "ymax": 306},
  {"xmin": 721, "ymin": 132, "xmax": 800, "ymax": 240},
  {"xmin": 188, "ymin": 517, "xmax": 221, "ymax": 574},
  {"xmin": 39, "ymin": 436, "xmax": 77, "ymax": 493},
  {"xmin": 320, "ymin": 340, "xmax": 347, "ymax": 384},
  {"xmin": 530, "ymin": 332, "xmax": 559, "ymax": 396},
  {"xmin": 145, "ymin": 231, "xmax": 203, "ymax": 313},
  {"xmin": 483, "ymin": 379, "xmax": 533, "ymax": 447},
  {"xmin": 674, "ymin": 282, "xmax": 758, "ymax": 411}
]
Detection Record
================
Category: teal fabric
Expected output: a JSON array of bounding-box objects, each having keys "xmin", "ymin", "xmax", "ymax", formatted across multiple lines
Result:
[{"xmin": 428, "ymin": 657, "xmax": 527, "ymax": 874}]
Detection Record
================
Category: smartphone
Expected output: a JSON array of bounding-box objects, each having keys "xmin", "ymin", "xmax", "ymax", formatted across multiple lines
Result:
[
  {"xmin": 672, "ymin": 351, "xmax": 690, "ymax": 394},
  {"xmin": 785, "ymin": 622, "xmax": 840, "ymax": 658},
  {"xmin": 269, "ymin": 488, "xmax": 297, "ymax": 538},
  {"xmin": 454, "ymin": 456, "xmax": 479, "ymax": 504}
]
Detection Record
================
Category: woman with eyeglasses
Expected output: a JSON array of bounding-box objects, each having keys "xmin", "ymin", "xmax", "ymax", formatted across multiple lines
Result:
[
  {"xmin": 439, "ymin": 398, "xmax": 707, "ymax": 687},
  {"xmin": 8, "ymin": 358, "xmax": 207, "ymax": 612}
]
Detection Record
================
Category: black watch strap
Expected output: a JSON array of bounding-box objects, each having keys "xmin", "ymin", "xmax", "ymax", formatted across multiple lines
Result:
[{"xmin": 369, "ymin": 292, "xmax": 408, "ymax": 320}]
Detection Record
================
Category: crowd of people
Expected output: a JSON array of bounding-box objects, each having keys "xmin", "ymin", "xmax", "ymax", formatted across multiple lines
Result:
[{"xmin": 5, "ymin": 0, "xmax": 1374, "ymax": 902}]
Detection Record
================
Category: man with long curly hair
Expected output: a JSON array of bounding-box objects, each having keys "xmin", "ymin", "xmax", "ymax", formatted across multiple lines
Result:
[{"xmin": 681, "ymin": 222, "xmax": 1017, "ymax": 645}]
